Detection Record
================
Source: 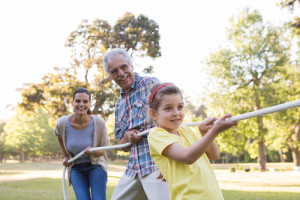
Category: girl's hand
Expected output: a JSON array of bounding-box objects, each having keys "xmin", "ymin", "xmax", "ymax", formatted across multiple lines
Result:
[
  {"xmin": 212, "ymin": 114, "xmax": 237, "ymax": 134},
  {"xmin": 198, "ymin": 117, "xmax": 217, "ymax": 136},
  {"xmin": 63, "ymin": 157, "xmax": 72, "ymax": 167}
]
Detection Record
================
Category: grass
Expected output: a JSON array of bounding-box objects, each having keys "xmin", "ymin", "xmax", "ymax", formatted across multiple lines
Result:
[
  {"xmin": 0, "ymin": 161, "xmax": 65, "ymax": 170},
  {"xmin": 1, "ymin": 178, "xmax": 299, "ymax": 200},
  {"xmin": 0, "ymin": 178, "xmax": 117, "ymax": 200},
  {"xmin": 0, "ymin": 161, "xmax": 300, "ymax": 200},
  {"xmin": 0, "ymin": 178, "xmax": 75, "ymax": 200},
  {"xmin": 0, "ymin": 177, "xmax": 116, "ymax": 200},
  {"xmin": 222, "ymin": 190, "xmax": 300, "ymax": 200},
  {"xmin": 0, "ymin": 171, "xmax": 23, "ymax": 175}
]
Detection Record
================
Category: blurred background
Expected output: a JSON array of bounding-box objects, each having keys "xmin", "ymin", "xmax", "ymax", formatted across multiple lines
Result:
[{"xmin": 0, "ymin": 0, "xmax": 299, "ymax": 178}]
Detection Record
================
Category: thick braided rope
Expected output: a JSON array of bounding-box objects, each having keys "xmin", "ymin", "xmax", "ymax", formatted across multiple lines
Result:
[
  {"xmin": 183, "ymin": 100, "xmax": 300, "ymax": 126},
  {"xmin": 230, "ymin": 100, "xmax": 300, "ymax": 122},
  {"xmin": 62, "ymin": 100, "xmax": 300, "ymax": 200}
]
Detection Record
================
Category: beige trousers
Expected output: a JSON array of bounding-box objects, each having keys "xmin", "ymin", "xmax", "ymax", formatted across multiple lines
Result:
[{"xmin": 111, "ymin": 169, "xmax": 170, "ymax": 200}]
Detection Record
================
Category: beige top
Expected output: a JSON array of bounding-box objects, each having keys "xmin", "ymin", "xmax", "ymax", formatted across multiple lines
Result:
[{"xmin": 54, "ymin": 114, "xmax": 109, "ymax": 185}]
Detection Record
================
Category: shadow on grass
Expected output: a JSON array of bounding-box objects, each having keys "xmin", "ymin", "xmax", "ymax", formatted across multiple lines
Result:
[{"xmin": 222, "ymin": 189, "xmax": 300, "ymax": 200}]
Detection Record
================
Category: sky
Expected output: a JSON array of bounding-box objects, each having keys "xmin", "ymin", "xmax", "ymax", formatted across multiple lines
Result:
[{"xmin": 0, "ymin": 0, "xmax": 293, "ymax": 120}]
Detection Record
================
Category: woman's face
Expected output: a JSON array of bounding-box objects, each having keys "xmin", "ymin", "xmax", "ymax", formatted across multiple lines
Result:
[{"xmin": 72, "ymin": 92, "xmax": 91, "ymax": 115}]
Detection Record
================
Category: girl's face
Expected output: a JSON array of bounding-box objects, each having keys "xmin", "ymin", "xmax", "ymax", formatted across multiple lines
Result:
[
  {"xmin": 72, "ymin": 92, "xmax": 91, "ymax": 115},
  {"xmin": 151, "ymin": 93, "xmax": 184, "ymax": 134}
]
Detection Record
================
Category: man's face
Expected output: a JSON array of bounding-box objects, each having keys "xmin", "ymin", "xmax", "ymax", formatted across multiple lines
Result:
[{"xmin": 106, "ymin": 54, "xmax": 135, "ymax": 91}]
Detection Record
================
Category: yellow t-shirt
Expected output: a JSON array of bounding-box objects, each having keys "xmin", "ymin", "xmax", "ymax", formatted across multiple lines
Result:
[{"xmin": 148, "ymin": 126, "xmax": 224, "ymax": 200}]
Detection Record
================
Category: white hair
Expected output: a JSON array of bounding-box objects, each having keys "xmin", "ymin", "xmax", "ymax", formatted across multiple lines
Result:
[{"xmin": 103, "ymin": 48, "xmax": 132, "ymax": 74}]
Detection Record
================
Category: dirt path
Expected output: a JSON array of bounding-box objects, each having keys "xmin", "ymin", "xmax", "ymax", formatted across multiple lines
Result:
[
  {"xmin": 0, "ymin": 164, "xmax": 125, "ymax": 182},
  {"xmin": 215, "ymin": 170, "xmax": 300, "ymax": 192}
]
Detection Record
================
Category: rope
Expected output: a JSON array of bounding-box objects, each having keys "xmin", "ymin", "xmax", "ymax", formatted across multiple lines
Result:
[{"xmin": 62, "ymin": 99, "xmax": 300, "ymax": 200}]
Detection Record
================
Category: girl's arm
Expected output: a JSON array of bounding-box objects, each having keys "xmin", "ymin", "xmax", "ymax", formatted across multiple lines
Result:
[
  {"xmin": 203, "ymin": 140, "xmax": 219, "ymax": 161},
  {"xmin": 162, "ymin": 114, "xmax": 237, "ymax": 165},
  {"xmin": 198, "ymin": 117, "xmax": 220, "ymax": 161}
]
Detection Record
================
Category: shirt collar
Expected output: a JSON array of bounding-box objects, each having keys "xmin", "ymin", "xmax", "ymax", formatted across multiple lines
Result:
[{"xmin": 120, "ymin": 72, "xmax": 139, "ymax": 95}]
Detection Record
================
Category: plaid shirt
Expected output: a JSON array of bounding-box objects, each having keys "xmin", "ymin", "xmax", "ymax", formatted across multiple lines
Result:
[{"xmin": 115, "ymin": 73, "xmax": 160, "ymax": 178}]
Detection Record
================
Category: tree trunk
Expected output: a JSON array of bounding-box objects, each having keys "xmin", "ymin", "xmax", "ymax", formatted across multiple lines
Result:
[
  {"xmin": 19, "ymin": 150, "xmax": 25, "ymax": 162},
  {"xmin": 291, "ymin": 148, "xmax": 300, "ymax": 166},
  {"xmin": 0, "ymin": 152, "xmax": 3, "ymax": 163},
  {"xmin": 258, "ymin": 140, "xmax": 266, "ymax": 171},
  {"xmin": 291, "ymin": 123, "xmax": 300, "ymax": 167},
  {"xmin": 255, "ymin": 95, "xmax": 266, "ymax": 171},
  {"xmin": 225, "ymin": 152, "xmax": 229, "ymax": 163},
  {"xmin": 278, "ymin": 148, "xmax": 285, "ymax": 163}
]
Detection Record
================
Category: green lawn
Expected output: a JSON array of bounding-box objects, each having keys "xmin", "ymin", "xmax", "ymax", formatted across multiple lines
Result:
[
  {"xmin": 0, "ymin": 161, "xmax": 300, "ymax": 200},
  {"xmin": 222, "ymin": 190, "xmax": 300, "ymax": 200},
  {"xmin": 0, "ymin": 178, "xmax": 116, "ymax": 200},
  {"xmin": 0, "ymin": 178, "xmax": 299, "ymax": 200}
]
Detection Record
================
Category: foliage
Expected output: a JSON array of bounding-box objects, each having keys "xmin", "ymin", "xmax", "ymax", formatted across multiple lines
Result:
[
  {"xmin": 265, "ymin": 65, "xmax": 300, "ymax": 165},
  {"xmin": 18, "ymin": 12, "xmax": 161, "ymax": 125},
  {"xmin": 3, "ymin": 109, "xmax": 59, "ymax": 159},
  {"xmin": 0, "ymin": 121, "xmax": 8, "ymax": 159},
  {"xmin": 279, "ymin": 0, "xmax": 300, "ymax": 36},
  {"xmin": 204, "ymin": 8, "xmax": 293, "ymax": 170}
]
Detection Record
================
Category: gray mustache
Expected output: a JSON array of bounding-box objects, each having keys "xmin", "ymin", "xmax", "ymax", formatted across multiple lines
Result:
[{"xmin": 117, "ymin": 74, "xmax": 128, "ymax": 81}]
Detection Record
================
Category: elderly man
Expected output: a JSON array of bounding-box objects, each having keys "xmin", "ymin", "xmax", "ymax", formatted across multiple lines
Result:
[{"xmin": 103, "ymin": 48, "xmax": 169, "ymax": 200}]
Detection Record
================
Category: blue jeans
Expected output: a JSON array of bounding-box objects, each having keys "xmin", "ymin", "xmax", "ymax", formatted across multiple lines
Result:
[{"xmin": 70, "ymin": 163, "xmax": 107, "ymax": 200}]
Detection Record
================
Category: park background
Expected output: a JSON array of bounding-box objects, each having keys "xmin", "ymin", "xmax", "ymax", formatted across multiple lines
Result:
[{"xmin": 0, "ymin": 0, "xmax": 300, "ymax": 199}]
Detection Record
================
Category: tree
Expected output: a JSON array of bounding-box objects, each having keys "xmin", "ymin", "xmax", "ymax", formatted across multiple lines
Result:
[
  {"xmin": 18, "ymin": 12, "xmax": 161, "ymax": 124},
  {"xmin": 4, "ymin": 109, "xmax": 56, "ymax": 162},
  {"xmin": 204, "ymin": 8, "xmax": 292, "ymax": 171},
  {"xmin": 279, "ymin": 0, "xmax": 300, "ymax": 36},
  {"xmin": 266, "ymin": 65, "xmax": 300, "ymax": 166},
  {"xmin": 19, "ymin": 67, "xmax": 86, "ymax": 126},
  {"xmin": 0, "ymin": 121, "xmax": 7, "ymax": 162}
]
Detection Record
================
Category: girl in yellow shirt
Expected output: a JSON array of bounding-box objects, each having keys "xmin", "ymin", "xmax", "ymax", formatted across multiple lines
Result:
[{"xmin": 147, "ymin": 83, "xmax": 237, "ymax": 200}]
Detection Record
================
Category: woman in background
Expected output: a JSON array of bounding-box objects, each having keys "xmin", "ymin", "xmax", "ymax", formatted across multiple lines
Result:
[{"xmin": 55, "ymin": 87, "xmax": 109, "ymax": 200}]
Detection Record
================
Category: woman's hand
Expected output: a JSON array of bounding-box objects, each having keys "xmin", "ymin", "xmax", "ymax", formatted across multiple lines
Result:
[
  {"xmin": 84, "ymin": 146, "xmax": 105, "ymax": 157},
  {"xmin": 84, "ymin": 146, "xmax": 93, "ymax": 155},
  {"xmin": 63, "ymin": 156, "xmax": 72, "ymax": 167}
]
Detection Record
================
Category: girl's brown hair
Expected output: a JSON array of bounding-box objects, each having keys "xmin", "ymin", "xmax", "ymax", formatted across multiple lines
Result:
[{"xmin": 148, "ymin": 83, "xmax": 182, "ymax": 111}]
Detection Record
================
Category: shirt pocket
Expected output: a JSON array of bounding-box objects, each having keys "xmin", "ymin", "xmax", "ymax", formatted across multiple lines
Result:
[{"xmin": 133, "ymin": 98, "xmax": 149, "ymax": 119}]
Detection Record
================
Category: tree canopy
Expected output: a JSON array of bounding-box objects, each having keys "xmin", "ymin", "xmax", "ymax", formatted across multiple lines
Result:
[
  {"xmin": 279, "ymin": 0, "xmax": 300, "ymax": 36},
  {"xmin": 18, "ymin": 12, "xmax": 161, "ymax": 125},
  {"xmin": 204, "ymin": 8, "xmax": 297, "ymax": 170}
]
